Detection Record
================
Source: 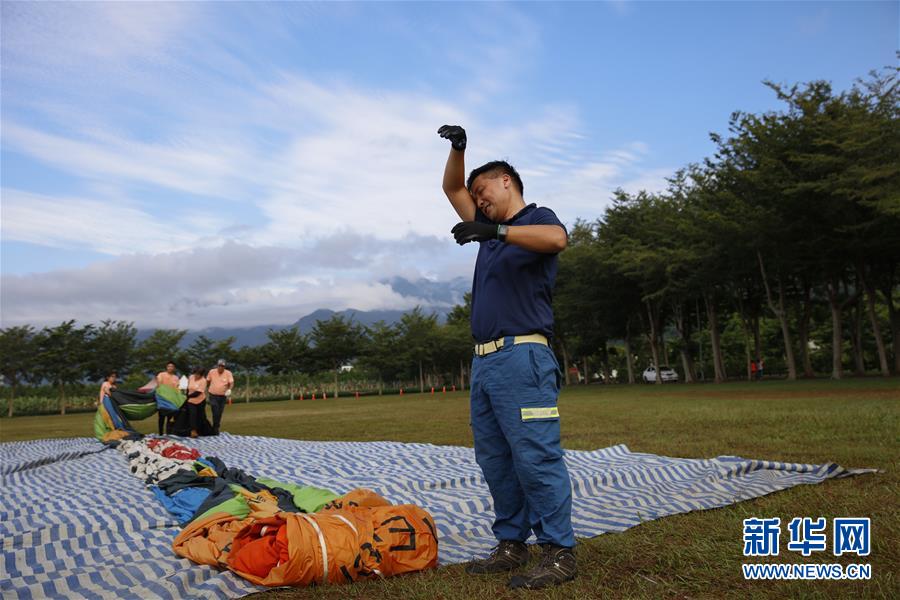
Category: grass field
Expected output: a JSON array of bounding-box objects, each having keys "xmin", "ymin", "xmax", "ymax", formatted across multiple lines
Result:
[{"xmin": 1, "ymin": 379, "xmax": 898, "ymax": 599}]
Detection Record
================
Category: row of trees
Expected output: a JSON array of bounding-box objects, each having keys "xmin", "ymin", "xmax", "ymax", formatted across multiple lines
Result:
[
  {"xmin": 553, "ymin": 68, "xmax": 899, "ymax": 383},
  {"xmin": 0, "ymin": 305, "xmax": 476, "ymax": 417}
]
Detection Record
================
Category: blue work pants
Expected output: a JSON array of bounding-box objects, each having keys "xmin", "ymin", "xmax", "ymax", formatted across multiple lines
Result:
[{"xmin": 470, "ymin": 340, "xmax": 575, "ymax": 548}]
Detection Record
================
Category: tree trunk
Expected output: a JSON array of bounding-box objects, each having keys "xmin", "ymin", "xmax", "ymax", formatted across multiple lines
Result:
[
  {"xmin": 333, "ymin": 369, "xmax": 339, "ymax": 398},
  {"xmin": 645, "ymin": 300, "xmax": 663, "ymax": 385},
  {"xmin": 418, "ymin": 359, "xmax": 424, "ymax": 393},
  {"xmin": 851, "ymin": 299, "xmax": 866, "ymax": 376},
  {"xmin": 59, "ymin": 382, "xmax": 66, "ymax": 416},
  {"xmin": 826, "ymin": 276, "xmax": 848, "ymax": 379},
  {"xmin": 757, "ymin": 251, "xmax": 797, "ymax": 380},
  {"xmin": 602, "ymin": 344, "xmax": 612, "ymax": 384},
  {"xmin": 673, "ymin": 303, "xmax": 696, "ymax": 383},
  {"xmin": 704, "ymin": 293, "xmax": 727, "ymax": 383},
  {"xmin": 752, "ymin": 313, "xmax": 761, "ymax": 365},
  {"xmin": 696, "ymin": 298, "xmax": 705, "ymax": 381},
  {"xmin": 7, "ymin": 382, "xmax": 15, "ymax": 418},
  {"xmin": 735, "ymin": 293, "xmax": 753, "ymax": 381},
  {"xmin": 661, "ymin": 332, "xmax": 670, "ymax": 369},
  {"xmin": 560, "ymin": 342, "xmax": 571, "ymax": 386},
  {"xmin": 881, "ymin": 279, "xmax": 900, "ymax": 374},
  {"xmin": 857, "ymin": 263, "xmax": 890, "ymax": 376},
  {"xmin": 624, "ymin": 323, "xmax": 636, "ymax": 384},
  {"xmin": 680, "ymin": 347, "xmax": 695, "ymax": 383},
  {"xmin": 583, "ymin": 356, "xmax": 590, "ymax": 385},
  {"xmin": 246, "ymin": 372, "xmax": 250, "ymax": 403},
  {"xmin": 459, "ymin": 359, "xmax": 466, "ymax": 390},
  {"xmin": 797, "ymin": 281, "xmax": 815, "ymax": 378}
]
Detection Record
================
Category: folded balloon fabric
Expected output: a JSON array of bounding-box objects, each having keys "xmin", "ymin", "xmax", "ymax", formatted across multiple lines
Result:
[{"xmin": 116, "ymin": 437, "xmax": 439, "ymax": 587}]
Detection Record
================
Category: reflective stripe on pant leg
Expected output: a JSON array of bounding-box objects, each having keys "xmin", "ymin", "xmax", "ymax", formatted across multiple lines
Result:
[
  {"xmin": 470, "ymin": 354, "xmax": 529, "ymax": 543},
  {"xmin": 488, "ymin": 344, "xmax": 575, "ymax": 547}
]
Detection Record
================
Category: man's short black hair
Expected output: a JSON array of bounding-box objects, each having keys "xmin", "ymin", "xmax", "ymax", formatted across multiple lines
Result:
[{"xmin": 467, "ymin": 160, "xmax": 524, "ymax": 196}]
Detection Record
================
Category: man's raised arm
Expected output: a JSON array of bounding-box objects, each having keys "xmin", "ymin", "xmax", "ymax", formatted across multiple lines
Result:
[{"xmin": 438, "ymin": 125, "xmax": 476, "ymax": 222}]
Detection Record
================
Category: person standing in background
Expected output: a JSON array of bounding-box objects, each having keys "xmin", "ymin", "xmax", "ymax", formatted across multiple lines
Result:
[
  {"xmin": 206, "ymin": 359, "xmax": 234, "ymax": 435},
  {"xmin": 187, "ymin": 366, "xmax": 208, "ymax": 438},
  {"xmin": 157, "ymin": 361, "xmax": 179, "ymax": 434},
  {"xmin": 98, "ymin": 371, "xmax": 117, "ymax": 407}
]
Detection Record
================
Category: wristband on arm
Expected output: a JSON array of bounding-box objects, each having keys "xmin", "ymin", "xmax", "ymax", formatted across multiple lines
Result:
[{"xmin": 497, "ymin": 224, "xmax": 509, "ymax": 242}]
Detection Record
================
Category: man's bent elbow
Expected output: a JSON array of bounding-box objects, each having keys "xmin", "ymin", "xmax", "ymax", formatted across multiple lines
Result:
[{"xmin": 552, "ymin": 228, "xmax": 568, "ymax": 253}]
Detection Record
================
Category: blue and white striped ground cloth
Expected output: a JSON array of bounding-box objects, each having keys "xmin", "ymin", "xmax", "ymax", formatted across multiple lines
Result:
[{"xmin": 1, "ymin": 434, "xmax": 872, "ymax": 599}]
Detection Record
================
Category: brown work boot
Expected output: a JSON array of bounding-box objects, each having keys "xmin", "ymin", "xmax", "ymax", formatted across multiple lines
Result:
[
  {"xmin": 465, "ymin": 540, "xmax": 530, "ymax": 574},
  {"xmin": 508, "ymin": 543, "xmax": 576, "ymax": 589}
]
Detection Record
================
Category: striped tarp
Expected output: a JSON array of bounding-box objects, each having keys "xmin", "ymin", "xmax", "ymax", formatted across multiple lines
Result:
[{"xmin": 1, "ymin": 434, "xmax": 872, "ymax": 599}]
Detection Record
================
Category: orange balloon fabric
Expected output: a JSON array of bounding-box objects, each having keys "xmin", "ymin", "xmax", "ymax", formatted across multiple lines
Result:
[{"xmin": 173, "ymin": 489, "xmax": 438, "ymax": 587}]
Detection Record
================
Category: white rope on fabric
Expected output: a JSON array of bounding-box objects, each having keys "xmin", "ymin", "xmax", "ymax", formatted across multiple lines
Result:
[
  {"xmin": 301, "ymin": 514, "xmax": 329, "ymax": 585},
  {"xmin": 333, "ymin": 514, "xmax": 358, "ymax": 535}
]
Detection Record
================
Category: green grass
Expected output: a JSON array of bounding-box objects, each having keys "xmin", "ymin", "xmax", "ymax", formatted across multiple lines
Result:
[{"xmin": 1, "ymin": 379, "xmax": 898, "ymax": 599}]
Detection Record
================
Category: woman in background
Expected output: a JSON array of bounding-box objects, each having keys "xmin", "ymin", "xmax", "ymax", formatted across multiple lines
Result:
[
  {"xmin": 157, "ymin": 361, "xmax": 180, "ymax": 434},
  {"xmin": 98, "ymin": 371, "xmax": 117, "ymax": 407},
  {"xmin": 187, "ymin": 366, "xmax": 208, "ymax": 438}
]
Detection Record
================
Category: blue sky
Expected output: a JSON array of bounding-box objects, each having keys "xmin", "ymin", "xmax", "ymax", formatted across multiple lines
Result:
[{"xmin": 2, "ymin": 1, "xmax": 896, "ymax": 328}]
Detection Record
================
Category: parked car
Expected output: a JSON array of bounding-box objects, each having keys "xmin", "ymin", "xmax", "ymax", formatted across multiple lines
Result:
[{"xmin": 642, "ymin": 366, "xmax": 679, "ymax": 383}]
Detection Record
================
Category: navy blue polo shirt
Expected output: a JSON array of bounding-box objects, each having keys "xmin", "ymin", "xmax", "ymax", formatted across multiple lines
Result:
[{"xmin": 470, "ymin": 203, "xmax": 566, "ymax": 343}]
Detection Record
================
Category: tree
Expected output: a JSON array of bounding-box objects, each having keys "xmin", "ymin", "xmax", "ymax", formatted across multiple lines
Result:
[
  {"xmin": 397, "ymin": 307, "xmax": 440, "ymax": 393},
  {"xmin": 0, "ymin": 325, "xmax": 36, "ymax": 417},
  {"xmin": 133, "ymin": 330, "xmax": 187, "ymax": 377},
  {"xmin": 555, "ymin": 220, "xmax": 640, "ymax": 384},
  {"xmin": 185, "ymin": 335, "xmax": 215, "ymax": 372},
  {"xmin": 185, "ymin": 335, "xmax": 236, "ymax": 372},
  {"xmin": 310, "ymin": 316, "xmax": 366, "ymax": 398},
  {"xmin": 601, "ymin": 190, "xmax": 679, "ymax": 384},
  {"xmin": 430, "ymin": 294, "xmax": 474, "ymax": 388},
  {"xmin": 34, "ymin": 321, "xmax": 91, "ymax": 415},
  {"xmin": 358, "ymin": 321, "xmax": 406, "ymax": 394},
  {"xmin": 85, "ymin": 320, "xmax": 137, "ymax": 381},
  {"xmin": 260, "ymin": 327, "xmax": 310, "ymax": 375}
]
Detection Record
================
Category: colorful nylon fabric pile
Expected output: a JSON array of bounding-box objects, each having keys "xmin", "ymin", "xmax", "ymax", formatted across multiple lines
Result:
[{"xmin": 116, "ymin": 437, "xmax": 439, "ymax": 587}]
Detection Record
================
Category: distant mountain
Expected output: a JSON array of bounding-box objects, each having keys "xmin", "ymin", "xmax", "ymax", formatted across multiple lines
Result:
[
  {"xmin": 134, "ymin": 277, "xmax": 470, "ymax": 347},
  {"xmin": 46, "ymin": 277, "xmax": 472, "ymax": 348}
]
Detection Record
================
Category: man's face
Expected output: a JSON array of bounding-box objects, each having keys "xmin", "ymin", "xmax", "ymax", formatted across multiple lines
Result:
[
  {"xmin": 470, "ymin": 173, "xmax": 511, "ymax": 222},
  {"xmin": 166, "ymin": 364, "xmax": 176, "ymax": 374},
  {"xmin": 217, "ymin": 365, "xmax": 225, "ymax": 373}
]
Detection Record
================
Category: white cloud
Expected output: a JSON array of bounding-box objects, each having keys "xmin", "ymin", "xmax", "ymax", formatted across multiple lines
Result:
[
  {"xmin": 0, "ymin": 238, "xmax": 473, "ymax": 329},
  {"xmin": 1, "ymin": 2, "xmax": 679, "ymax": 329},
  {"xmin": 1, "ymin": 2, "xmax": 192, "ymax": 68},
  {"xmin": 620, "ymin": 168, "xmax": 674, "ymax": 195},
  {"xmin": 1, "ymin": 189, "xmax": 227, "ymax": 255},
  {"xmin": 1, "ymin": 123, "xmax": 258, "ymax": 200}
]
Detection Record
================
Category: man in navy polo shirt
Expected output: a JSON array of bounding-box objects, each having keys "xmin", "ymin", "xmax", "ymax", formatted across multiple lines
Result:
[{"xmin": 438, "ymin": 125, "xmax": 576, "ymax": 590}]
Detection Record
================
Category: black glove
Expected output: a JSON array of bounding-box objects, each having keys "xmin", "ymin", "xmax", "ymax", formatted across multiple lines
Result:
[
  {"xmin": 438, "ymin": 124, "xmax": 467, "ymax": 151},
  {"xmin": 452, "ymin": 221, "xmax": 499, "ymax": 245}
]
